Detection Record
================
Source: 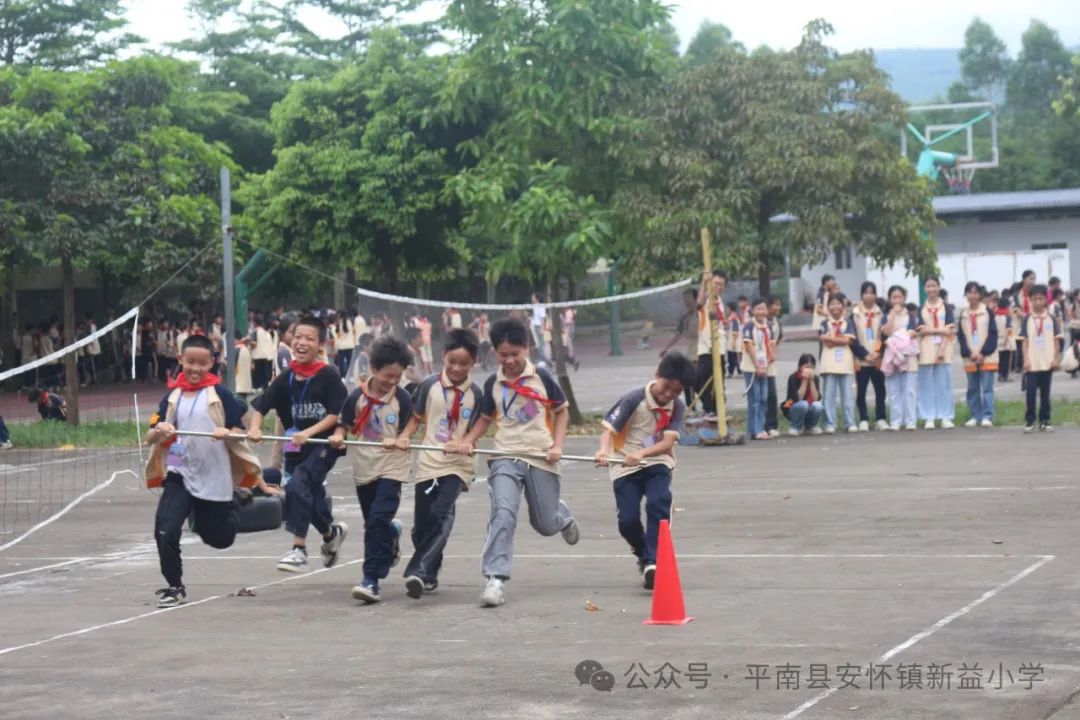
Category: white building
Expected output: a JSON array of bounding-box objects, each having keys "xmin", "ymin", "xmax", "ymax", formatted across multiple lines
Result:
[{"xmin": 797, "ymin": 188, "xmax": 1079, "ymax": 306}]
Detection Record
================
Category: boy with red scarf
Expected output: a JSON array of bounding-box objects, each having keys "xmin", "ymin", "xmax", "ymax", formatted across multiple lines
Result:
[
  {"xmin": 330, "ymin": 336, "xmax": 414, "ymax": 603},
  {"xmin": 594, "ymin": 352, "xmax": 694, "ymax": 590},
  {"xmin": 455, "ymin": 318, "xmax": 580, "ymax": 607},
  {"xmin": 249, "ymin": 316, "xmax": 349, "ymax": 574},
  {"xmin": 145, "ymin": 335, "xmax": 280, "ymax": 608}
]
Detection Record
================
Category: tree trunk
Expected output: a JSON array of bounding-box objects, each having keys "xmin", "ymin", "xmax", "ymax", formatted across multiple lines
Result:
[
  {"xmin": 548, "ymin": 280, "xmax": 585, "ymax": 426},
  {"xmin": 757, "ymin": 203, "xmax": 773, "ymax": 297},
  {"xmin": 62, "ymin": 254, "xmax": 80, "ymax": 426}
]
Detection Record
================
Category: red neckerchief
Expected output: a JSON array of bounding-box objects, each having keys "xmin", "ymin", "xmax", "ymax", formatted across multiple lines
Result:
[
  {"xmin": 290, "ymin": 360, "xmax": 327, "ymax": 376},
  {"xmin": 1034, "ymin": 314, "xmax": 1047, "ymax": 339},
  {"xmin": 168, "ymin": 372, "xmax": 220, "ymax": 391},
  {"xmin": 831, "ymin": 320, "xmax": 844, "ymax": 337},
  {"xmin": 968, "ymin": 307, "xmax": 980, "ymax": 337},
  {"xmin": 501, "ymin": 376, "xmax": 556, "ymax": 406},
  {"xmin": 654, "ymin": 407, "xmax": 671, "ymax": 435},
  {"xmin": 928, "ymin": 305, "xmax": 941, "ymax": 328},
  {"xmin": 756, "ymin": 321, "xmax": 773, "ymax": 362},
  {"xmin": 1021, "ymin": 289, "xmax": 1031, "ymax": 315},
  {"xmin": 863, "ymin": 306, "xmax": 877, "ymax": 329},
  {"xmin": 994, "ymin": 307, "xmax": 1010, "ymax": 317},
  {"xmin": 441, "ymin": 374, "xmax": 465, "ymax": 429},
  {"xmin": 352, "ymin": 382, "xmax": 387, "ymax": 435}
]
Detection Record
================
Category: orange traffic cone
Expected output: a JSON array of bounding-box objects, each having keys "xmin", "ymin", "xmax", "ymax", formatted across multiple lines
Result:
[{"xmin": 643, "ymin": 519, "xmax": 694, "ymax": 625}]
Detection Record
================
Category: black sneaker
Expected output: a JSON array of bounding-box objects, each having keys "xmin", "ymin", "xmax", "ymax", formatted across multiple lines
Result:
[
  {"xmin": 404, "ymin": 575, "xmax": 424, "ymax": 599},
  {"xmin": 422, "ymin": 580, "xmax": 439, "ymax": 594},
  {"xmin": 642, "ymin": 565, "xmax": 657, "ymax": 591},
  {"xmin": 156, "ymin": 586, "xmax": 187, "ymax": 608}
]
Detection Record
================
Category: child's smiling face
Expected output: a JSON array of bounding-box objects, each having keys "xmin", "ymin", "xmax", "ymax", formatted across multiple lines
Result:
[
  {"xmin": 291, "ymin": 323, "xmax": 322, "ymax": 364},
  {"xmin": 180, "ymin": 346, "xmax": 214, "ymax": 385}
]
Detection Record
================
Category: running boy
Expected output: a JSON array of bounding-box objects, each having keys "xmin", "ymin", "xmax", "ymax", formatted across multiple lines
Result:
[
  {"xmin": 330, "ymin": 336, "xmax": 414, "ymax": 603},
  {"xmin": 455, "ymin": 317, "xmax": 580, "ymax": 607},
  {"xmin": 394, "ymin": 328, "xmax": 483, "ymax": 599},
  {"xmin": 1020, "ymin": 285, "xmax": 1064, "ymax": 433},
  {"xmin": 145, "ymin": 335, "xmax": 281, "ymax": 607},
  {"xmin": 595, "ymin": 352, "xmax": 694, "ymax": 590},
  {"xmin": 249, "ymin": 316, "xmax": 350, "ymax": 574}
]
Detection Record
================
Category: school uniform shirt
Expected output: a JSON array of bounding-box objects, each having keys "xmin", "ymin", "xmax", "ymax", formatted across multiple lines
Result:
[
  {"xmin": 354, "ymin": 315, "xmax": 369, "ymax": 336},
  {"xmin": 994, "ymin": 310, "xmax": 1015, "ymax": 352},
  {"xmin": 234, "ymin": 343, "xmax": 253, "ymax": 394},
  {"xmin": 413, "ymin": 372, "xmax": 483, "ymax": 485},
  {"xmin": 1019, "ymin": 313, "xmax": 1064, "ymax": 372},
  {"xmin": 739, "ymin": 320, "xmax": 778, "ymax": 376},
  {"xmin": 251, "ymin": 365, "xmax": 348, "ymax": 461},
  {"xmin": 1014, "ymin": 287, "xmax": 1034, "ymax": 316},
  {"xmin": 851, "ymin": 303, "xmax": 885, "ymax": 369},
  {"xmin": 252, "ymin": 327, "xmax": 276, "ymax": 361},
  {"xmin": 338, "ymin": 381, "xmax": 413, "ymax": 485},
  {"xmin": 957, "ymin": 304, "xmax": 1000, "ymax": 372},
  {"xmin": 478, "ymin": 360, "xmax": 567, "ymax": 473},
  {"xmin": 727, "ymin": 312, "xmax": 744, "ymax": 355},
  {"xmin": 818, "ymin": 316, "xmax": 865, "ymax": 375},
  {"xmin": 811, "ymin": 287, "xmax": 831, "ymax": 336},
  {"xmin": 601, "ymin": 382, "xmax": 686, "ymax": 482},
  {"xmin": 175, "ymin": 331, "xmax": 189, "ymax": 358},
  {"xmin": 336, "ymin": 324, "xmax": 355, "ymax": 351},
  {"xmin": 696, "ymin": 301, "xmax": 728, "ymax": 357},
  {"xmin": 449, "ymin": 312, "xmax": 463, "ymax": 330},
  {"xmin": 916, "ymin": 300, "xmax": 956, "ymax": 365}
]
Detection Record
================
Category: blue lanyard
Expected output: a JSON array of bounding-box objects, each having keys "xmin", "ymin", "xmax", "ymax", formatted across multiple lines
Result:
[
  {"xmin": 289, "ymin": 372, "xmax": 313, "ymax": 420},
  {"xmin": 501, "ymin": 384, "xmax": 519, "ymax": 416},
  {"xmin": 173, "ymin": 389, "xmax": 203, "ymax": 432}
]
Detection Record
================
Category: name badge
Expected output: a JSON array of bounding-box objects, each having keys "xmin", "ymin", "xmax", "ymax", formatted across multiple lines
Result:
[
  {"xmin": 865, "ymin": 327, "xmax": 874, "ymax": 341},
  {"xmin": 1035, "ymin": 334, "xmax": 1047, "ymax": 347},
  {"xmin": 283, "ymin": 426, "xmax": 301, "ymax": 454},
  {"xmin": 933, "ymin": 336, "xmax": 943, "ymax": 346},
  {"xmin": 435, "ymin": 418, "xmax": 452, "ymax": 443},
  {"xmin": 756, "ymin": 350, "xmax": 767, "ymax": 366},
  {"xmin": 166, "ymin": 438, "xmax": 186, "ymax": 469},
  {"xmin": 834, "ymin": 348, "xmax": 845, "ymax": 364},
  {"xmin": 971, "ymin": 332, "xmax": 979, "ymax": 347}
]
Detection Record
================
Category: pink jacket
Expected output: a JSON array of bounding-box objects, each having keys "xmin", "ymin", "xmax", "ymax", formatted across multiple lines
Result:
[{"xmin": 882, "ymin": 331, "xmax": 918, "ymax": 377}]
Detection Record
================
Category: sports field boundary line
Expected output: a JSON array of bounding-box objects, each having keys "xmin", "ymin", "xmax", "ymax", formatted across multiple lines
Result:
[
  {"xmin": 0, "ymin": 469, "xmax": 137, "ymax": 553},
  {"xmin": 779, "ymin": 554, "xmax": 1056, "ymax": 719},
  {"xmin": 0, "ymin": 557, "xmax": 363, "ymax": 658}
]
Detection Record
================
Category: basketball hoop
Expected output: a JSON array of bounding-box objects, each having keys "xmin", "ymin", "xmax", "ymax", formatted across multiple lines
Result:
[{"xmin": 941, "ymin": 165, "xmax": 975, "ymax": 194}]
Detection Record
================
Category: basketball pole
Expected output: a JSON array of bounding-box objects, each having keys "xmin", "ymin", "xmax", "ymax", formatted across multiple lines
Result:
[{"xmin": 700, "ymin": 227, "xmax": 728, "ymax": 437}]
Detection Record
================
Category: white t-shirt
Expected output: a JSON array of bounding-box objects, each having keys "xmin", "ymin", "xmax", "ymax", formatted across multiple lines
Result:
[
  {"xmin": 165, "ymin": 390, "xmax": 233, "ymax": 501},
  {"xmin": 532, "ymin": 304, "xmax": 546, "ymax": 327}
]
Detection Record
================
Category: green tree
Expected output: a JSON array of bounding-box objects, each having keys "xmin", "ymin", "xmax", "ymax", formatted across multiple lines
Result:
[
  {"xmin": 1006, "ymin": 20, "xmax": 1070, "ymax": 114},
  {"xmin": 243, "ymin": 29, "xmax": 470, "ymax": 294},
  {"xmin": 0, "ymin": 59, "xmax": 234, "ymax": 420},
  {"xmin": 684, "ymin": 20, "xmax": 743, "ymax": 66},
  {"xmin": 618, "ymin": 21, "xmax": 937, "ymax": 295},
  {"xmin": 957, "ymin": 18, "xmax": 1009, "ymax": 102},
  {"xmin": 0, "ymin": 0, "xmax": 139, "ymax": 68},
  {"xmin": 438, "ymin": 0, "xmax": 675, "ymax": 419}
]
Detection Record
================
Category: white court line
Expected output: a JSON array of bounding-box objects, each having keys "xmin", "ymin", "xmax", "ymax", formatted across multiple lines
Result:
[
  {"xmin": 0, "ymin": 557, "xmax": 363, "ymax": 658},
  {"xmin": 0, "ymin": 558, "xmax": 91, "ymax": 580},
  {"xmin": 0, "ymin": 469, "xmax": 138, "ymax": 553},
  {"xmin": 780, "ymin": 554, "xmax": 1056, "ymax": 720},
  {"xmin": 0, "ymin": 449, "xmax": 131, "ymax": 475}
]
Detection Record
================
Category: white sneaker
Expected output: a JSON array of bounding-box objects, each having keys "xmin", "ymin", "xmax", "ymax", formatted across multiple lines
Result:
[
  {"xmin": 823, "ymin": 426, "xmax": 836, "ymax": 435},
  {"xmin": 846, "ymin": 426, "xmax": 859, "ymax": 433},
  {"xmin": 277, "ymin": 547, "xmax": 309, "ymax": 573},
  {"xmin": 889, "ymin": 422, "xmax": 901, "ymax": 432},
  {"xmin": 767, "ymin": 429, "xmax": 781, "ymax": 438},
  {"xmin": 480, "ymin": 577, "xmax": 506, "ymax": 607},
  {"xmin": 320, "ymin": 522, "xmax": 348, "ymax": 568},
  {"xmin": 941, "ymin": 419, "xmax": 955, "ymax": 429},
  {"xmin": 0, "ymin": 440, "xmax": 12, "ymax": 450},
  {"xmin": 404, "ymin": 575, "xmax": 425, "ymax": 600},
  {"xmin": 561, "ymin": 518, "xmax": 580, "ymax": 546},
  {"xmin": 980, "ymin": 419, "xmax": 993, "ymax": 428},
  {"xmin": 1024, "ymin": 425, "xmax": 1035, "ymax": 434},
  {"xmin": 923, "ymin": 420, "xmax": 935, "ymax": 430},
  {"xmin": 876, "ymin": 419, "xmax": 889, "ymax": 432},
  {"xmin": 788, "ymin": 428, "xmax": 802, "ymax": 437},
  {"xmin": 809, "ymin": 427, "xmax": 823, "ymax": 436},
  {"xmin": 905, "ymin": 423, "xmax": 917, "ymax": 431},
  {"xmin": 964, "ymin": 418, "xmax": 977, "ymax": 428},
  {"xmin": 858, "ymin": 420, "xmax": 869, "ymax": 432},
  {"xmin": 155, "ymin": 586, "xmax": 187, "ymax": 608}
]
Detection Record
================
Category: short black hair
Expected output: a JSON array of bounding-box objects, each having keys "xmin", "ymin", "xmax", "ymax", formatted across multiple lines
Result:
[
  {"xmin": 294, "ymin": 315, "xmax": 327, "ymax": 343},
  {"xmin": 1022, "ymin": 269, "xmax": 1035, "ymax": 281},
  {"xmin": 369, "ymin": 336, "xmax": 413, "ymax": 371},
  {"xmin": 27, "ymin": 387, "xmax": 44, "ymax": 404},
  {"xmin": 490, "ymin": 318, "xmax": 530, "ymax": 349},
  {"xmin": 963, "ymin": 281, "xmax": 982, "ymax": 296},
  {"xmin": 712, "ymin": 270, "xmax": 728, "ymax": 281},
  {"xmin": 181, "ymin": 334, "xmax": 215, "ymax": 354},
  {"xmin": 860, "ymin": 281, "xmax": 877, "ymax": 296},
  {"xmin": 997, "ymin": 297, "xmax": 1011, "ymax": 310},
  {"xmin": 821, "ymin": 274, "xmax": 835, "ymax": 285},
  {"xmin": 766, "ymin": 294, "xmax": 781, "ymax": 306},
  {"xmin": 657, "ymin": 351, "xmax": 696, "ymax": 388},
  {"xmin": 886, "ymin": 285, "xmax": 907, "ymax": 299},
  {"xmin": 797, "ymin": 353, "xmax": 816, "ymax": 368},
  {"xmin": 750, "ymin": 297, "xmax": 767, "ymax": 309},
  {"xmin": 736, "ymin": 295, "xmax": 749, "ymax": 303},
  {"xmin": 1049, "ymin": 276, "xmax": 1061, "ymax": 286},
  {"xmin": 827, "ymin": 293, "xmax": 847, "ymax": 306},
  {"xmin": 444, "ymin": 328, "xmax": 479, "ymax": 360},
  {"xmin": 1029, "ymin": 284, "xmax": 1048, "ymax": 299}
]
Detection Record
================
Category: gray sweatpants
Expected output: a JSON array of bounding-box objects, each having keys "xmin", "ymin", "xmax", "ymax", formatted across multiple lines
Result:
[{"xmin": 481, "ymin": 458, "xmax": 574, "ymax": 581}]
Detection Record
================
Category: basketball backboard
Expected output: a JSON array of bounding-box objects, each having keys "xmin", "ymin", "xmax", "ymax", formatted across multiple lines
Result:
[{"xmin": 901, "ymin": 101, "xmax": 999, "ymax": 193}]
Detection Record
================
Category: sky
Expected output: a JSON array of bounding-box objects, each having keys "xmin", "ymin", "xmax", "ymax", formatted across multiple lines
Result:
[{"xmin": 125, "ymin": 0, "xmax": 1080, "ymax": 53}]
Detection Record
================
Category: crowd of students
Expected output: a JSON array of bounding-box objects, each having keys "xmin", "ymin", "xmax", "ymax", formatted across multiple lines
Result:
[
  {"xmin": 686, "ymin": 270, "xmax": 1077, "ymax": 440},
  {"xmin": 144, "ymin": 314, "xmax": 686, "ymax": 612}
]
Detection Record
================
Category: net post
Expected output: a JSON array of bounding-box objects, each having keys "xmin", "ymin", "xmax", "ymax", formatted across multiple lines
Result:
[
  {"xmin": 221, "ymin": 166, "xmax": 236, "ymax": 392},
  {"xmin": 700, "ymin": 227, "xmax": 727, "ymax": 437}
]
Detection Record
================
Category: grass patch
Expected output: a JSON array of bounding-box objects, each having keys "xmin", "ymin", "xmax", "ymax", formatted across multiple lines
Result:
[{"xmin": 7, "ymin": 420, "xmax": 140, "ymax": 449}]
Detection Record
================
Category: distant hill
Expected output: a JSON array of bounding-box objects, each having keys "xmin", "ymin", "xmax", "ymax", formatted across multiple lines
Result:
[{"xmin": 874, "ymin": 48, "xmax": 962, "ymax": 103}]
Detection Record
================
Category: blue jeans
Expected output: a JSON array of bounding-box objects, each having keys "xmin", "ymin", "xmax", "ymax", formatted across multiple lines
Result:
[
  {"xmin": 966, "ymin": 370, "xmax": 995, "ymax": 422},
  {"xmin": 744, "ymin": 372, "xmax": 768, "ymax": 436},
  {"xmin": 821, "ymin": 374, "xmax": 855, "ymax": 430},
  {"xmin": 917, "ymin": 364, "xmax": 954, "ymax": 421},
  {"xmin": 612, "ymin": 465, "xmax": 672, "ymax": 566},
  {"xmin": 886, "ymin": 371, "xmax": 917, "ymax": 427},
  {"xmin": 787, "ymin": 400, "xmax": 823, "ymax": 432},
  {"xmin": 355, "ymin": 478, "xmax": 403, "ymax": 582},
  {"xmin": 283, "ymin": 449, "xmax": 338, "ymax": 539}
]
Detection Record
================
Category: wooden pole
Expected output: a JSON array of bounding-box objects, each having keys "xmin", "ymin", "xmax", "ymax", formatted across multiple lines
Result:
[{"xmin": 700, "ymin": 228, "xmax": 727, "ymax": 436}]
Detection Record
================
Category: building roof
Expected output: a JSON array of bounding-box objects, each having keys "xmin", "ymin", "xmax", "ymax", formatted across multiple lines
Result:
[{"xmin": 932, "ymin": 187, "xmax": 1080, "ymax": 216}]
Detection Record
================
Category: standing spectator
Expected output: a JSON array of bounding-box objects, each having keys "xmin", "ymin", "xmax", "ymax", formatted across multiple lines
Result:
[
  {"xmin": 470, "ymin": 312, "xmax": 493, "ymax": 371},
  {"xmin": 851, "ymin": 281, "xmax": 888, "ymax": 432},
  {"xmin": 84, "ymin": 312, "xmax": 101, "ymax": 386},
  {"xmin": 818, "ymin": 294, "xmax": 866, "ymax": 434},
  {"xmin": 994, "ymin": 296, "xmax": 1016, "ymax": 383},
  {"xmin": 881, "ymin": 286, "xmax": 918, "ymax": 431},
  {"xmin": 250, "ymin": 314, "xmax": 276, "ymax": 390},
  {"xmin": 694, "ymin": 271, "xmax": 728, "ymax": 422},
  {"xmin": 20, "ymin": 323, "xmax": 38, "ymax": 389},
  {"xmin": 1020, "ymin": 285, "xmax": 1064, "ymax": 432},
  {"xmin": 234, "ymin": 333, "xmax": 254, "ymax": 399},
  {"xmin": 764, "ymin": 295, "xmax": 784, "ymax": 437},
  {"xmin": 562, "ymin": 307, "xmax": 579, "ymax": 370},
  {"xmin": 335, "ymin": 311, "xmax": 355, "ymax": 376},
  {"xmin": 811, "ymin": 274, "xmax": 839, "ymax": 338},
  {"xmin": 958, "ymin": 281, "xmax": 999, "ymax": 427},
  {"xmin": 916, "ymin": 277, "xmax": 957, "ymax": 430},
  {"xmin": 139, "ymin": 319, "xmax": 157, "ymax": 383},
  {"xmin": 156, "ymin": 320, "xmax": 176, "ymax": 383}
]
